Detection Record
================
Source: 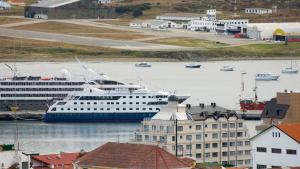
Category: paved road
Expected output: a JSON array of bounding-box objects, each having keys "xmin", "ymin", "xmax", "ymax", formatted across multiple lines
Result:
[{"xmin": 0, "ymin": 27, "xmax": 193, "ymax": 51}]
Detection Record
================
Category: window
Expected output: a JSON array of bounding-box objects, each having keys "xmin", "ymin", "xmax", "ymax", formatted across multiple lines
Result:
[
  {"xmin": 172, "ymin": 136, "xmax": 175, "ymax": 141},
  {"xmin": 212, "ymin": 133, "xmax": 218, "ymax": 139},
  {"xmin": 205, "ymin": 143, "xmax": 210, "ymax": 148},
  {"xmin": 186, "ymin": 145, "xmax": 191, "ymax": 150},
  {"xmin": 205, "ymin": 153, "xmax": 210, "ymax": 158},
  {"xmin": 222, "ymin": 152, "xmax": 228, "ymax": 156},
  {"xmin": 238, "ymin": 122, "xmax": 243, "ymax": 127},
  {"xmin": 196, "ymin": 153, "xmax": 201, "ymax": 158},
  {"xmin": 257, "ymin": 147, "xmax": 267, "ymax": 152},
  {"xmin": 196, "ymin": 134, "xmax": 202, "ymax": 140},
  {"xmin": 222, "ymin": 133, "xmax": 228, "ymax": 138},
  {"xmin": 212, "ymin": 152, "xmax": 218, "ymax": 157},
  {"xmin": 94, "ymin": 102, "xmax": 97, "ymax": 105},
  {"xmin": 212, "ymin": 124, "xmax": 218, "ymax": 129},
  {"xmin": 286, "ymin": 149, "xmax": 297, "ymax": 155},
  {"xmin": 222, "ymin": 123, "xmax": 228, "ymax": 129},
  {"xmin": 271, "ymin": 148, "xmax": 281, "ymax": 154},
  {"xmin": 237, "ymin": 132, "xmax": 243, "ymax": 137},
  {"xmin": 212, "ymin": 143, "xmax": 218, "ymax": 148},
  {"xmin": 186, "ymin": 135, "xmax": 192, "ymax": 141},
  {"xmin": 245, "ymin": 141, "xmax": 250, "ymax": 146},
  {"xmin": 230, "ymin": 132, "xmax": 235, "ymax": 138},
  {"xmin": 153, "ymin": 136, "xmax": 157, "ymax": 141},
  {"xmin": 152, "ymin": 125, "xmax": 156, "ymax": 131},
  {"xmin": 230, "ymin": 151, "xmax": 235, "ymax": 156},
  {"xmin": 196, "ymin": 144, "xmax": 201, "ymax": 149},
  {"xmin": 230, "ymin": 142, "xmax": 235, "ymax": 147},
  {"xmin": 245, "ymin": 150, "xmax": 251, "ymax": 155},
  {"xmin": 237, "ymin": 150, "xmax": 243, "ymax": 156},
  {"xmin": 74, "ymin": 102, "xmax": 77, "ymax": 105},
  {"xmin": 222, "ymin": 142, "xmax": 228, "ymax": 147},
  {"xmin": 230, "ymin": 123, "xmax": 235, "ymax": 128},
  {"xmin": 177, "ymin": 126, "xmax": 183, "ymax": 131},
  {"xmin": 245, "ymin": 159, "xmax": 251, "ymax": 165},
  {"xmin": 257, "ymin": 165, "xmax": 267, "ymax": 169},
  {"xmin": 237, "ymin": 160, "xmax": 243, "ymax": 165},
  {"xmin": 237, "ymin": 141, "xmax": 243, "ymax": 146},
  {"xmin": 196, "ymin": 125, "xmax": 202, "ymax": 130}
]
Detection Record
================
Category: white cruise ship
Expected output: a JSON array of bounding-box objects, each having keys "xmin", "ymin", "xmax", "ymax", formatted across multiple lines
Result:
[
  {"xmin": 0, "ymin": 72, "xmax": 155, "ymax": 112},
  {"xmin": 44, "ymin": 85, "xmax": 172, "ymax": 122}
]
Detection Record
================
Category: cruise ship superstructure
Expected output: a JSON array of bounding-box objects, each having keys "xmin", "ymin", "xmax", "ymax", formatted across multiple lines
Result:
[{"xmin": 45, "ymin": 85, "xmax": 171, "ymax": 122}]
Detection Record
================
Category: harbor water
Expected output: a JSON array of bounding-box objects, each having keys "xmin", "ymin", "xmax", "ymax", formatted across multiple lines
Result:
[{"xmin": 0, "ymin": 60, "xmax": 299, "ymax": 153}]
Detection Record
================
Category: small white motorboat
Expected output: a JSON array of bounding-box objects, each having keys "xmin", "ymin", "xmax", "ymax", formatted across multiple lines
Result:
[
  {"xmin": 255, "ymin": 73, "xmax": 280, "ymax": 81},
  {"xmin": 135, "ymin": 62, "xmax": 151, "ymax": 68},
  {"xmin": 282, "ymin": 61, "xmax": 298, "ymax": 74},
  {"xmin": 185, "ymin": 63, "xmax": 201, "ymax": 68},
  {"xmin": 220, "ymin": 65, "xmax": 234, "ymax": 71}
]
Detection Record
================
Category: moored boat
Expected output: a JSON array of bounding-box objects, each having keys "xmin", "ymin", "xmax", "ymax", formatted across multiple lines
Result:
[
  {"xmin": 220, "ymin": 65, "xmax": 234, "ymax": 71},
  {"xmin": 185, "ymin": 63, "xmax": 201, "ymax": 68},
  {"xmin": 255, "ymin": 73, "xmax": 280, "ymax": 81},
  {"xmin": 282, "ymin": 61, "xmax": 298, "ymax": 74},
  {"xmin": 135, "ymin": 62, "xmax": 151, "ymax": 67}
]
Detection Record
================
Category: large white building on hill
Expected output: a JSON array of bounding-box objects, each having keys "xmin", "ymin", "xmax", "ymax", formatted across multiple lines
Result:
[{"xmin": 251, "ymin": 123, "xmax": 300, "ymax": 169}]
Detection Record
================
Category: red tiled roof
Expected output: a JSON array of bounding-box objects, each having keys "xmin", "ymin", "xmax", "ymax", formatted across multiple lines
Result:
[
  {"xmin": 76, "ymin": 142, "xmax": 191, "ymax": 169},
  {"xmin": 32, "ymin": 153, "xmax": 80, "ymax": 169},
  {"xmin": 277, "ymin": 123, "xmax": 300, "ymax": 144}
]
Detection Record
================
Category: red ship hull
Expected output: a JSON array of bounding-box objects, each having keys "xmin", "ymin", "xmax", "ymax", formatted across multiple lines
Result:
[{"xmin": 240, "ymin": 100, "xmax": 266, "ymax": 111}]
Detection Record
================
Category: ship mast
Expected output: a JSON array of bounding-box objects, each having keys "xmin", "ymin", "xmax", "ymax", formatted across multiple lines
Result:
[{"xmin": 254, "ymin": 79, "xmax": 258, "ymax": 103}]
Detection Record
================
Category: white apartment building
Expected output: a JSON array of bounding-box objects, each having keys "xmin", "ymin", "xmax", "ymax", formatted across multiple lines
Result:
[
  {"xmin": 133, "ymin": 102, "xmax": 252, "ymax": 167},
  {"xmin": 245, "ymin": 8, "xmax": 272, "ymax": 14},
  {"xmin": 251, "ymin": 124, "xmax": 300, "ymax": 169}
]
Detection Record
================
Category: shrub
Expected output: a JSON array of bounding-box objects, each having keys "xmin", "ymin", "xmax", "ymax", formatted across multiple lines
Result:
[{"xmin": 133, "ymin": 9, "xmax": 143, "ymax": 17}]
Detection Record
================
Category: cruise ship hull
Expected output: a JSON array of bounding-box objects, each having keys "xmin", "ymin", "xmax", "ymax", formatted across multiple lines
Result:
[
  {"xmin": 0, "ymin": 100, "xmax": 53, "ymax": 111},
  {"xmin": 44, "ymin": 112, "xmax": 157, "ymax": 122}
]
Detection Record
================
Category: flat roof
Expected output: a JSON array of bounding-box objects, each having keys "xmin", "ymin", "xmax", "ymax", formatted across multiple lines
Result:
[
  {"xmin": 30, "ymin": 0, "xmax": 80, "ymax": 8},
  {"xmin": 158, "ymin": 13, "xmax": 206, "ymax": 18}
]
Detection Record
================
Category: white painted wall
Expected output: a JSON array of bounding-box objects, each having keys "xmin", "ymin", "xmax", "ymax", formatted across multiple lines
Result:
[
  {"xmin": 0, "ymin": 151, "xmax": 28, "ymax": 169},
  {"xmin": 251, "ymin": 126, "xmax": 300, "ymax": 169}
]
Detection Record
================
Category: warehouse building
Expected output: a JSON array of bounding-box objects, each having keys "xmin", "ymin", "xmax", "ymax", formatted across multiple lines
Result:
[
  {"xmin": 129, "ymin": 19, "xmax": 178, "ymax": 29},
  {"xmin": 24, "ymin": 0, "xmax": 116, "ymax": 19},
  {"xmin": 247, "ymin": 22, "xmax": 300, "ymax": 41}
]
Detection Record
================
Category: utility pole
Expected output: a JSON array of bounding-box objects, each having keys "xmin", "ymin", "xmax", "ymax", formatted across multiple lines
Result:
[{"xmin": 175, "ymin": 118, "xmax": 178, "ymax": 157}]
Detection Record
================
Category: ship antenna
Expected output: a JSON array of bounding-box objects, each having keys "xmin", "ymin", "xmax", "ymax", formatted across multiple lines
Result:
[{"xmin": 240, "ymin": 72, "xmax": 246, "ymax": 100}]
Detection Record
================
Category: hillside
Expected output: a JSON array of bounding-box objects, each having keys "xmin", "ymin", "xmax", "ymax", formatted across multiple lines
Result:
[{"xmin": 116, "ymin": 0, "xmax": 300, "ymax": 22}]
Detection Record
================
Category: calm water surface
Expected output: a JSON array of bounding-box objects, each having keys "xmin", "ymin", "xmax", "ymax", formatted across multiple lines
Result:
[{"xmin": 0, "ymin": 60, "xmax": 299, "ymax": 153}]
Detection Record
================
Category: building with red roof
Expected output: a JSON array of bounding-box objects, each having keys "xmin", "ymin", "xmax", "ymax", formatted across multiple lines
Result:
[
  {"xmin": 251, "ymin": 123, "xmax": 300, "ymax": 169},
  {"xmin": 31, "ymin": 152, "xmax": 80, "ymax": 169},
  {"xmin": 74, "ymin": 142, "xmax": 194, "ymax": 169}
]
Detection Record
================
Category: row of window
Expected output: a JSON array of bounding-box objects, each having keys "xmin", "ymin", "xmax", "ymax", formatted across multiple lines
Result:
[
  {"xmin": 74, "ymin": 101, "xmax": 149, "ymax": 105},
  {"xmin": 173, "ymin": 131, "xmax": 245, "ymax": 140},
  {"xmin": 178, "ymin": 122, "xmax": 243, "ymax": 131},
  {"xmin": 0, "ymin": 82, "xmax": 84, "ymax": 86},
  {"xmin": 1, "ymin": 94, "xmax": 67, "ymax": 97},
  {"xmin": 257, "ymin": 147, "xmax": 297, "ymax": 155},
  {"xmin": 52, "ymin": 107, "xmax": 159, "ymax": 112},
  {"xmin": 0, "ymin": 88, "xmax": 83, "ymax": 92}
]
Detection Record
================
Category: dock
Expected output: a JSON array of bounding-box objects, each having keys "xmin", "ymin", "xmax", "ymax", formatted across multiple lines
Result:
[{"xmin": 0, "ymin": 111, "xmax": 44, "ymax": 121}]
